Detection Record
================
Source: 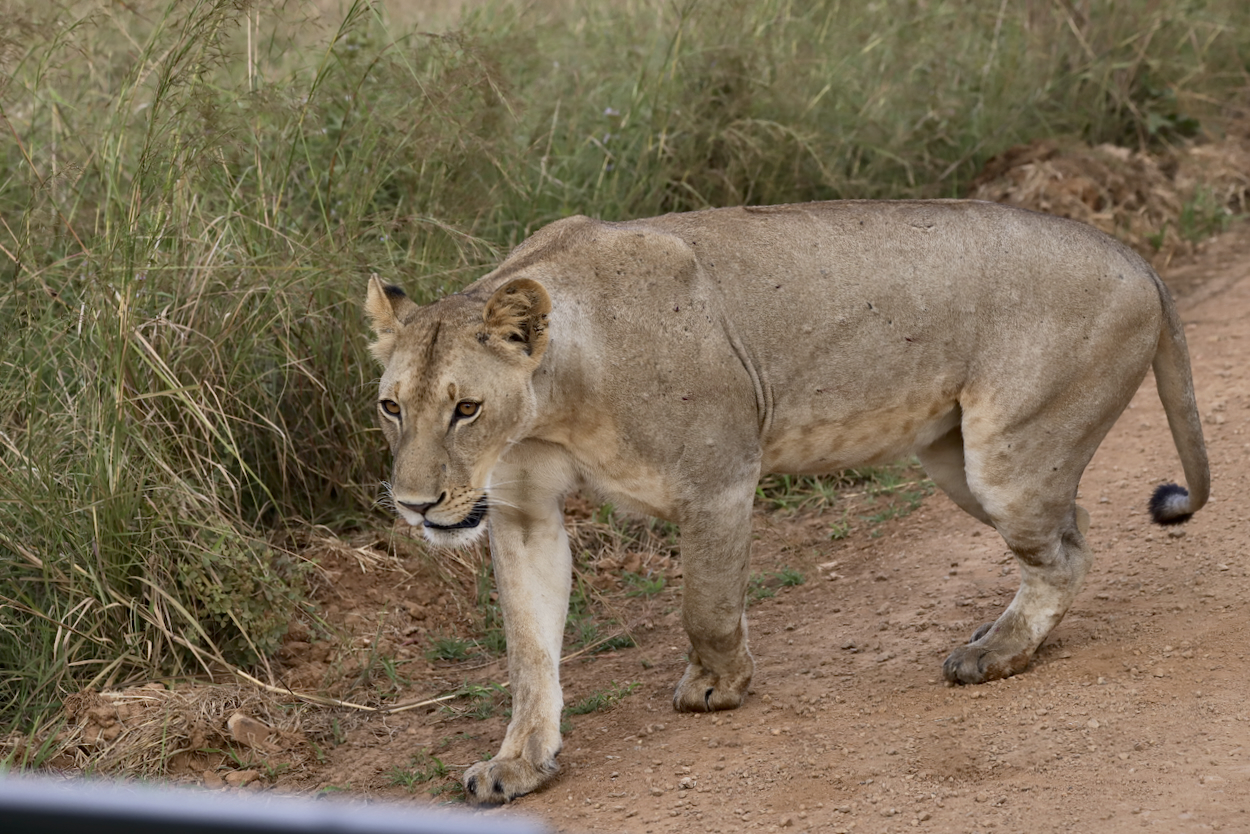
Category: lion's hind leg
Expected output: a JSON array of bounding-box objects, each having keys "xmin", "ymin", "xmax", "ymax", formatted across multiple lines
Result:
[
  {"xmin": 916, "ymin": 422, "xmax": 994, "ymax": 527},
  {"xmin": 940, "ymin": 421, "xmax": 1102, "ymax": 684},
  {"xmin": 942, "ymin": 518, "xmax": 1092, "ymax": 684},
  {"xmin": 918, "ymin": 422, "xmax": 1092, "ymax": 534}
]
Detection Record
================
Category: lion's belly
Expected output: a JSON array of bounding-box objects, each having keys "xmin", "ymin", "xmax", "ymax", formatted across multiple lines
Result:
[{"xmin": 760, "ymin": 401, "xmax": 959, "ymax": 475}]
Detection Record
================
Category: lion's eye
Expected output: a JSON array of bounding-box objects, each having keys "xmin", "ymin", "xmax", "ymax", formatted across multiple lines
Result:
[
  {"xmin": 454, "ymin": 400, "xmax": 480, "ymax": 420},
  {"xmin": 380, "ymin": 399, "xmax": 401, "ymax": 417}
]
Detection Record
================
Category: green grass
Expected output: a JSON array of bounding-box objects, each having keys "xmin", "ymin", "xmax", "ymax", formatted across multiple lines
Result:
[
  {"xmin": 756, "ymin": 475, "xmax": 847, "ymax": 513},
  {"xmin": 757, "ymin": 464, "xmax": 928, "ymax": 513},
  {"xmin": 863, "ymin": 494, "xmax": 926, "ymax": 525},
  {"xmin": 424, "ymin": 636, "xmax": 479, "ymax": 663},
  {"xmin": 622, "ymin": 571, "xmax": 667, "ymax": 597},
  {"xmin": 757, "ymin": 462, "xmax": 935, "ymax": 541},
  {"xmin": 439, "ymin": 682, "xmax": 510, "ymax": 721},
  {"xmin": 424, "ymin": 561, "xmax": 509, "ymax": 663},
  {"xmin": 1177, "ymin": 186, "xmax": 1241, "ymax": 243},
  {"xmin": 749, "ymin": 567, "xmax": 805, "ymax": 603},
  {"xmin": 564, "ymin": 681, "xmax": 641, "ymax": 716},
  {"xmin": 387, "ymin": 749, "xmax": 450, "ymax": 792},
  {"xmin": 317, "ymin": 785, "xmax": 351, "ymax": 797},
  {"xmin": 565, "ymin": 576, "xmax": 636, "ymax": 654},
  {"xmin": 2, "ymin": 0, "xmax": 1248, "ymax": 733}
]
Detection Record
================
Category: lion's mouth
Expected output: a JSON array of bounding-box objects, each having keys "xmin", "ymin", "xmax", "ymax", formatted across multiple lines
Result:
[{"xmin": 425, "ymin": 497, "xmax": 488, "ymax": 531}]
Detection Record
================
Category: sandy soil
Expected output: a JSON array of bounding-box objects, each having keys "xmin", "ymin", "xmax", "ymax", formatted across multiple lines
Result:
[{"xmin": 228, "ymin": 220, "xmax": 1250, "ymax": 834}]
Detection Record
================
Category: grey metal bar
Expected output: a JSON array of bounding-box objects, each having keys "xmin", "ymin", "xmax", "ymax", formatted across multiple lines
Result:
[{"xmin": 0, "ymin": 776, "xmax": 549, "ymax": 834}]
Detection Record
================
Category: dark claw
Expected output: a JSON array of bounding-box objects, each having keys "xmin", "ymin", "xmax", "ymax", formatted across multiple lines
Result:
[
  {"xmin": 704, "ymin": 688, "xmax": 714, "ymax": 711},
  {"xmin": 971, "ymin": 622, "xmax": 993, "ymax": 642},
  {"xmin": 466, "ymin": 776, "xmax": 478, "ymax": 795},
  {"xmin": 493, "ymin": 779, "xmax": 506, "ymax": 799}
]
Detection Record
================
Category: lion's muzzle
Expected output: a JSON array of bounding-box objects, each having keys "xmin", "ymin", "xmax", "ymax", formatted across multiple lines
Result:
[
  {"xmin": 424, "ymin": 497, "xmax": 488, "ymax": 531},
  {"xmin": 396, "ymin": 494, "xmax": 490, "ymax": 548}
]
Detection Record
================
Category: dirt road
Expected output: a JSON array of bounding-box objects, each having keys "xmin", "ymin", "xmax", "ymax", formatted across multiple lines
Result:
[{"xmin": 264, "ymin": 224, "xmax": 1250, "ymax": 833}]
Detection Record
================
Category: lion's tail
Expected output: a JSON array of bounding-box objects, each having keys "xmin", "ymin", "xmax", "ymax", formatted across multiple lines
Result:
[{"xmin": 1147, "ymin": 279, "xmax": 1210, "ymax": 525}]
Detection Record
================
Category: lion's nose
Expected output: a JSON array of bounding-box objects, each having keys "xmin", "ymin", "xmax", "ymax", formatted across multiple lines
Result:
[{"xmin": 399, "ymin": 495, "xmax": 443, "ymax": 516}]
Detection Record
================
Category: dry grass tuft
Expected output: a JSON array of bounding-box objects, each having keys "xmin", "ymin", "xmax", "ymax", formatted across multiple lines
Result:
[
  {"xmin": 9, "ymin": 683, "xmax": 338, "ymax": 779},
  {"xmin": 969, "ymin": 132, "xmax": 1250, "ymax": 265}
]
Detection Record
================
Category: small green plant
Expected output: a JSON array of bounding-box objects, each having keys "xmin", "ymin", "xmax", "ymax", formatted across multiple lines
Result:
[
  {"xmin": 0, "ymin": 722, "xmax": 63, "ymax": 771},
  {"xmin": 863, "ymin": 503, "xmax": 908, "ymax": 525},
  {"xmin": 480, "ymin": 627, "xmax": 507, "ymax": 656},
  {"xmin": 622, "ymin": 571, "xmax": 667, "ymax": 597},
  {"xmin": 565, "ymin": 682, "xmax": 641, "ymax": 716},
  {"xmin": 862, "ymin": 488, "xmax": 929, "ymax": 526},
  {"xmin": 430, "ymin": 780, "xmax": 466, "ymax": 802},
  {"xmin": 748, "ymin": 573, "xmax": 777, "ymax": 603},
  {"xmin": 749, "ymin": 568, "xmax": 806, "ymax": 603},
  {"xmin": 775, "ymin": 567, "xmax": 806, "ymax": 587},
  {"xmin": 475, "ymin": 562, "xmax": 507, "ymax": 656},
  {"xmin": 263, "ymin": 762, "xmax": 291, "ymax": 779},
  {"xmin": 566, "ymin": 615, "xmax": 635, "ymax": 654},
  {"xmin": 749, "ymin": 583, "xmax": 775, "ymax": 603},
  {"xmin": 215, "ymin": 747, "xmax": 260, "ymax": 770},
  {"xmin": 387, "ymin": 749, "xmax": 449, "ymax": 791},
  {"xmin": 174, "ymin": 531, "xmax": 309, "ymax": 665},
  {"xmin": 317, "ymin": 785, "xmax": 351, "ymax": 797},
  {"xmin": 756, "ymin": 464, "xmax": 931, "ymax": 517},
  {"xmin": 376, "ymin": 655, "xmax": 411, "ymax": 692},
  {"xmin": 594, "ymin": 502, "xmax": 617, "ymax": 525},
  {"xmin": 1137, "ymin": 83, "xmax": 1202, "ymax": 144},
  {"xmin": 1146, "ymin": 222, "xmax": 1170, "ymax": 252},
  {"xmin": 756, "ymin": 474, "xmax": 845, "ymax": 513},
  {"xmin": 1178, "ymin": 187, "xmax": 1236, "ymax": 243},
  {"xmin": 564, "ymin": 574, "xmax": 635, "ymax": 653},
  {"xmin": 599, "ymin": 633, "xmax": 638, "ymax": 652},
  {"xmin": 351, "ymin": 616, "xmax": 412, "ymax": 697},
  {"xmin": 425, "ymin": 636, "xmax": 477, "ymax": 663},
  {"xmin": 440, "ymin": 682, "xmax": 511, "ymax": 721}
]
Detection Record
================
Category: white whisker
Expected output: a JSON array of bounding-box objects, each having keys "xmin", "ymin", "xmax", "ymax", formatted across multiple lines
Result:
[
  {"xmin": 483, "ymin": 478, "xmax": 521, "ymax": 489},
  {"xmin": 485, "ymin": 496, "xmax": 519, "ymax": 511},
  {"xmin": 374, "ymin": 481, "xmax": 398, "ymax": 515}
]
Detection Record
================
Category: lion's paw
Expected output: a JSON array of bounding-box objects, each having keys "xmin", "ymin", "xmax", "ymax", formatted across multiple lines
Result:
[
  {"xmin": 942, "ymin": 624, "xmax": 1031, "ymax": 684},
  {"xmin": 672, "ymin": 662, "xmax": 751, "ymax": 712},
  {"xmin": 463, "ymin": 756, "xmax": 558, "ymax": 806}
]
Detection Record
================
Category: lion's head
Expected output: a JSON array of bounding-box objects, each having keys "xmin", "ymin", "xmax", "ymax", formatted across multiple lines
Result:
[{"xmin": 364, "ymin": 274, "xmax": 551, "ymax": 546}]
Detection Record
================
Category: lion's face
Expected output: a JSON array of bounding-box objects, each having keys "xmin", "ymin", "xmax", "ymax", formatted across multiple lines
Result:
[{"xmin": 365, "ymin": 275, "xmax": 551, "ymax": 547}]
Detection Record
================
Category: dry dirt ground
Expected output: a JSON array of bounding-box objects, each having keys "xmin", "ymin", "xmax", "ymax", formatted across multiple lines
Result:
[
  {"xmin": 215, "ymin": 221, "xmax": 1249, "ymax": 834},
  {"xmin": 53, "ymin": 220, "xmax": 1250, "ymax": 833}
]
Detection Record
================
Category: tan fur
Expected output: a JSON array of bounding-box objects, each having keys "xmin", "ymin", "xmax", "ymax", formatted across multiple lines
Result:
[{"xmin": 364, "ymin": 200, "xmax": 1209, "ymax": 805}]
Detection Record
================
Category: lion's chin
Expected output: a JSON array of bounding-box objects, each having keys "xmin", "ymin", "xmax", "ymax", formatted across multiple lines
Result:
[
  {"xmin": 422, "ymin": 523, "xmax": 487, "ymax": 549},
  {"xmin": 418, "ymin": 498, "xmax": 489, "ymax": 549}
]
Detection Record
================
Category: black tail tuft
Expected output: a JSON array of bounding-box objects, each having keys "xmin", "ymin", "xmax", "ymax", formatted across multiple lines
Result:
[{"xmin": 1148, "ymin": 482, "xmax": 1192, "ymax": 526}]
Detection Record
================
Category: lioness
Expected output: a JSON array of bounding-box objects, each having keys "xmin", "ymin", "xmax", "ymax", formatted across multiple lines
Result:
[{"xmin": 365, "ymin": 200, "xmax": 1208, "ymax": 805}]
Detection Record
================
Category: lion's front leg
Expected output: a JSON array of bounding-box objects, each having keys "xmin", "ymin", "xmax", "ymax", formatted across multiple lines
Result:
[
  {"xmin": 672, "ymin": 481, "xmax": 757, "ymax": 712},
  {"xmin": 463, "ymin": 456, "xmax": 574, "ymax": 805}
]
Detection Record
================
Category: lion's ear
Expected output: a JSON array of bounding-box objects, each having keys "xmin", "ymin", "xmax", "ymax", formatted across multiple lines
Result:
[
  {"xmin": 481, "ymin": 278, "xmax": 551, "ymax": 365},
  {"xmin": 365, "ymin": 274, "xmax": 417, "ymax": 365}
]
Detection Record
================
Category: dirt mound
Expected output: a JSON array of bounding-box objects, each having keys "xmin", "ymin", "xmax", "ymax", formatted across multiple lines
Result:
[
  {"xmin": 969, "ymin": 134, "xmax": 1250, "ymax": 266},
  {"xmin": 33, "ymin": 684, "xmax": 325, "ymax": 786}
]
